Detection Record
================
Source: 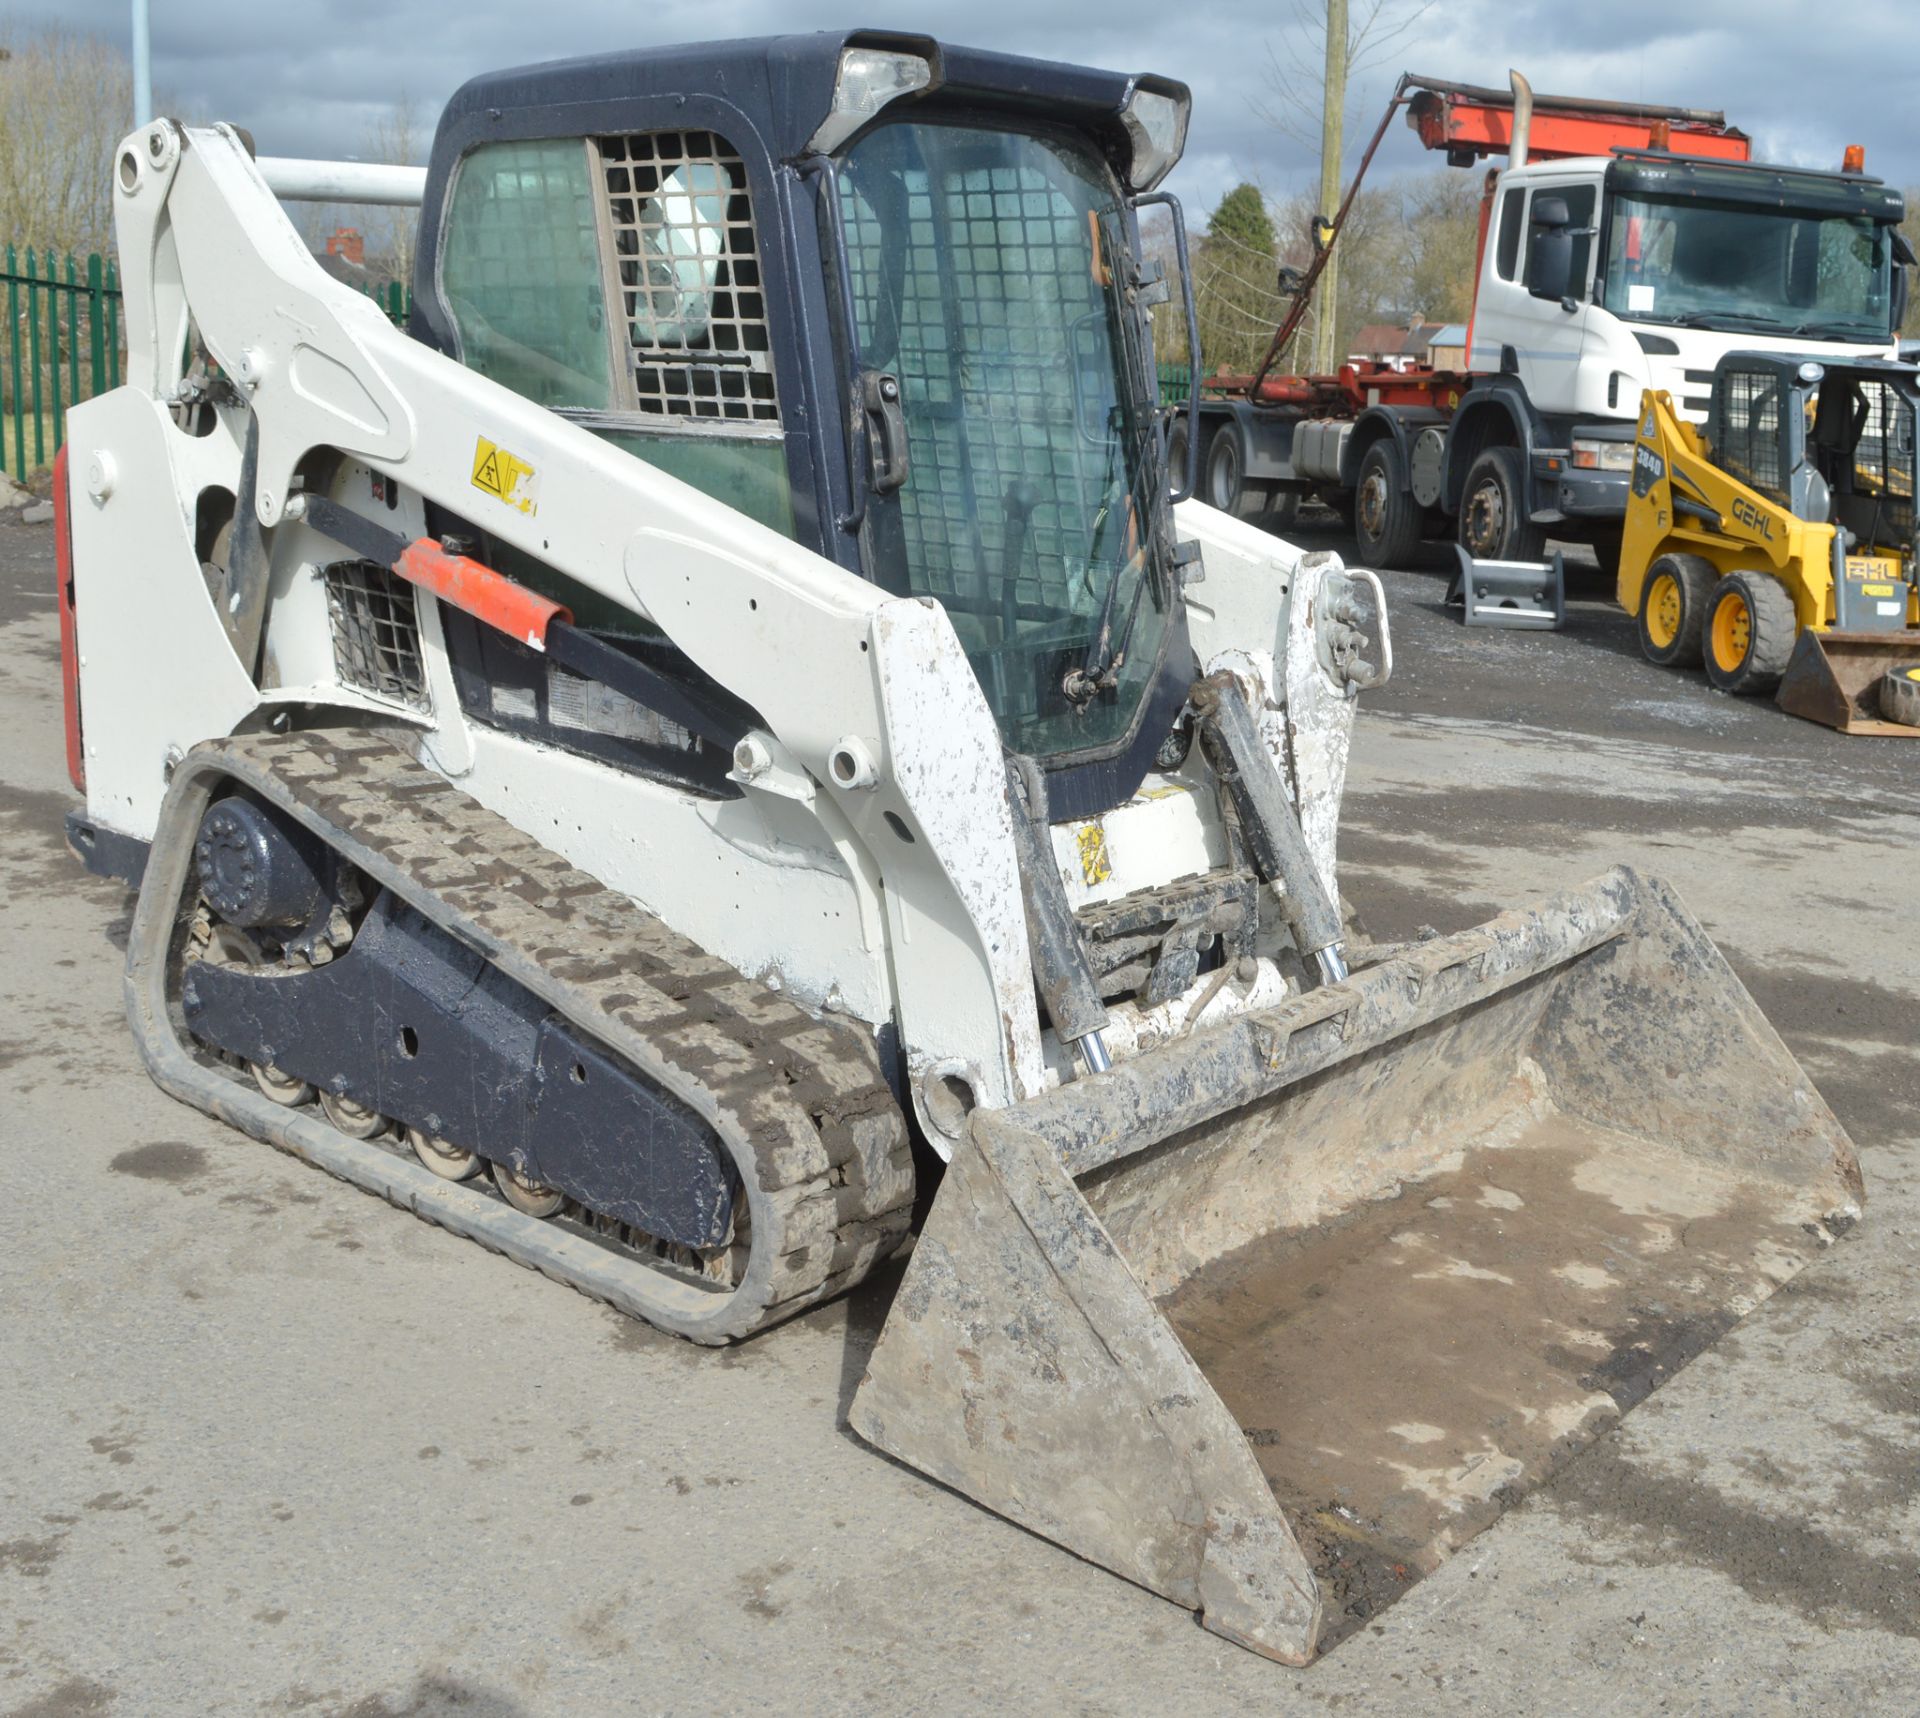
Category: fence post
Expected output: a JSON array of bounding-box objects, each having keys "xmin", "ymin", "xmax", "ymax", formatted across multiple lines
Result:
[
  {"xmin": 47, "ymin": 251, "xmax": 64, "ymax": 454},
  {"xmin": 87, "ymin": 253, "xmax": 107, "ymax": 399},
  {"xmin": 106, "ymin": 260, "xmax": 122, "ymax": 390},
  {"xmin": 65, "ymin": 254, "xmax": 82, "ymax": 432},
  {"xmin": 27, "ymin": 249, "xmax": 45, "ymax": 470},
  {"xmin": 6, "ymin": 245, "xmax": 22, "ymax": 479}
]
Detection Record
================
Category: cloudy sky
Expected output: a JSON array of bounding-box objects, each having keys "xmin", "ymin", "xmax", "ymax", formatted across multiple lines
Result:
[{"xmin": 14, "ymin": 0, "xmax": 1920, "ymax": 213}]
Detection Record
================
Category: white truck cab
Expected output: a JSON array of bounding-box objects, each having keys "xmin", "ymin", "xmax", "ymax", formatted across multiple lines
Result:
[
  {"xmin": 1184, "ymin": 73, "xmax": 1912, "ymax": 574},
  {"xmin": 1477, "ymin": 152, "xmax": 1904, "ymax": 419},
  {"xmin": 1446, "ymin": 148, "xmax": 1909, "ymax": 559}
]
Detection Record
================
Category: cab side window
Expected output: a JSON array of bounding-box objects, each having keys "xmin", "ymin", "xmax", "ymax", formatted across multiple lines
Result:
[
  {"xmin": 439, "ymin": 130, "xmax": 793, "ymax": 540},
  {"xmin": 1494, "ymin": 187, "xmax": 1527, "ymax": 281},
  {"xmin": 441, "ymin": 140, "xmax": 615, "ymax": 409}
]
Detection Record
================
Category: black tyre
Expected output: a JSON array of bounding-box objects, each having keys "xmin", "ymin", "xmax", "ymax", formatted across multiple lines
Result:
[
  {"xmin": 1635, "ymin": 552, "xmax": 1716, "ymax": 669},
  {"xmin": 1353, "ymin": 438, "xmax": 1422, "ymax": 568},
  {"xmin": 1262, "ymin": 488, "xmax": 1301, "ymax": 532},
  {"xmin": 1166, "ymin": 418, "xmax": 1194, "ymax": 499},
  {"xmin": 1704, "ymin": 570, "xmax": 1799, "ymax": 695},
  {"xmin": 1880, "ymin": 663, "xmax": 1920, "ymax": 728},
  {"xmin": 1206, "ymin": 422, "xmax": 1265, "ymax": 522},
  {"xmin": 1458, "ymin": 445, "xmax": 1546, "ymax": 565},
  {"xmin": 1590, "ymin": 526, "xmax": 1625, "ymax": 579}
]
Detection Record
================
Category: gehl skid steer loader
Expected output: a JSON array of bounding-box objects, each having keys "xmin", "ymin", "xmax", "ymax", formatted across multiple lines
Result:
[
  {"xmin": 57, "ymin": 32, "xmax": 1861, "ymax": 1663},
  {"xmin": 1621, "ymin": 352, "xmax": 1920, "ymax": 732}
]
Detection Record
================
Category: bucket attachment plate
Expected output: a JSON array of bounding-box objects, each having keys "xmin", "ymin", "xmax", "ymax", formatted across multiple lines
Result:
[
  {"xmin": 851, "ymin": 869, "xmax": 1860, "ymax": 1662},
  {"xmin": 1445, "ymin": 545, "xmax": 1565, "ymax": 629},
  {"xmin": 1776, "ymin": 628, "xmax": 1920, "ymax": 735}
]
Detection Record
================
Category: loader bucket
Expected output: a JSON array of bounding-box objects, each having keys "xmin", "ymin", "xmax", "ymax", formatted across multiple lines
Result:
[
  {"xmin": 851, "ymin": 869, "xmax": 1861, "ymax": 1663},
  {"xmin": 1775, "ymin": 628, "xmax": 1920, "ymax": 735}
]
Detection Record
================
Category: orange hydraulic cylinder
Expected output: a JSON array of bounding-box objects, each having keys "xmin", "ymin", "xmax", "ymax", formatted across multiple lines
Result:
[{"xmin": 394, "ymin": 537, "xmax": 570, "ymax": 650}]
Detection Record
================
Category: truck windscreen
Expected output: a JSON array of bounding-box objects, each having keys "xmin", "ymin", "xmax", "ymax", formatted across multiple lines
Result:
[{"xmin": 1601, "ymin": 195, "xmax": 1894, "ymax": 342}]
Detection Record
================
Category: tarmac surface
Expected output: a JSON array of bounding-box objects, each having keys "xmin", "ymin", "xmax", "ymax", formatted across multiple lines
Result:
[{"xmin": 1, "ymin": 511, "xmax": 1916, "ymax": 1715}]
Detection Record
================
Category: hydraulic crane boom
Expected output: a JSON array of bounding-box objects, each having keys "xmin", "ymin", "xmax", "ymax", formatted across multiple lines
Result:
[{"xmin": 1249, "ymin": 70, "xmax": 1750, "ymax": 394}]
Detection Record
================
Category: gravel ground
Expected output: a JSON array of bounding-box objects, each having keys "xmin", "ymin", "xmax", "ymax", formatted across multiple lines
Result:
[{"xmin": 1, "ymin": 511, "xmax": 1915, "ymax": 1716}]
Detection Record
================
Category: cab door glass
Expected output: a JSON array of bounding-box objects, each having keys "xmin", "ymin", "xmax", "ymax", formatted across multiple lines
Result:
[{"xmin": 441, "ymin": 139, "xmax": 615, "ymax": 409}]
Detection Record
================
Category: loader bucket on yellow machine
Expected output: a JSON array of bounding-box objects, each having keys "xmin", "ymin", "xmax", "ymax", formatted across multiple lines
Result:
[
  {"xmin": 1776, "ymin": 629, "xmax": 1920, "ymax": 735},
  {"xmin": 851, "ymin": 868, "xmax": 1860, "ymax": 1663}
]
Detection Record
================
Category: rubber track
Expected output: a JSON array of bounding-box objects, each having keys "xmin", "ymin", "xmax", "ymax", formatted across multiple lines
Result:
[{"xmin": 150, "ymin": 730, "xmax": 915, "ymax": 1342}]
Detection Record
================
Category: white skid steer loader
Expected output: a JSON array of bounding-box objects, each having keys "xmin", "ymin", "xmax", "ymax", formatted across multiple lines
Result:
[{"xmin": 57, "ymin": 33, "xmax": 1861, "ymax": 1663}]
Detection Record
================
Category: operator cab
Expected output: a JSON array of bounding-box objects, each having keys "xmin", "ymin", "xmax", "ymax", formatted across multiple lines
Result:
[
  {"xmin": 1706, "ymin": 351, "xmax": 1920, "ymax": 618},
  {"xmin": 412, "ymin": 32, "xmax": 1196, "ymax": 818}
]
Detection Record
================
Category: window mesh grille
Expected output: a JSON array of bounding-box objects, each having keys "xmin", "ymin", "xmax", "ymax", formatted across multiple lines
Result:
[
  {"xmin": 1713, "ymin": 367, "xmax": 1786, "ymax": 501},
  {"xmin": 1840, "ymin": 379, "xmax": 1915, "ymax": 549},
  {"xmin": 838, "ymin": 162, "xmax": 1115, "ymax": 616},
  {"xmin": 600, "ymin": 131, "xmax": 778, "ymax": 423},
  {"xmin": 324, "ymin": 560, "xmax": 428, "ymax": 709}
]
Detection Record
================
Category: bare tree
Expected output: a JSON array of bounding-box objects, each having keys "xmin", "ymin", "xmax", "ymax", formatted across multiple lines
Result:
[
  {"xmin": 361, "ymin": 93, "xmax": 424, "ymax": 290},
  {"xmin": 0, "ymin": 24, "xmax": 135, "ymax": 255},
  {"xmin": 291, "ymin": 94, "xmax": 425, "ymax": 300},
  {"xmin": 1254, "ymin": 0, "xmax": 1435, "ymax": 155},
  {"xmin": 1255, "ymin": 0, "xmax": 1435, "ymax": 369}
]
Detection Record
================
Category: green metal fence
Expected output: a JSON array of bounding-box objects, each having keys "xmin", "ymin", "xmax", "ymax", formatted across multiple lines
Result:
[
  {"xmin": 2, "ymin": 246, "xmax": 121, "ymax": 479},
  {"xmin": 2, "ymin": 246, "xmax": 412, "ymax": 480}
]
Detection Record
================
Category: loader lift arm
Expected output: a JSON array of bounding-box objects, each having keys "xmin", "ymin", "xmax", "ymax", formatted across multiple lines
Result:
[{"xmin": 107, "ymin": 118, "xmax": 1051, "ymax": 1111}]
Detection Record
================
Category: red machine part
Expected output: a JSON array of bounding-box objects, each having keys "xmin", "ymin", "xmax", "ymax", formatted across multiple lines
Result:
[
  {"xmin": 1241, "ymin": 72, "xmax": 1751, "ymax": 400},
  {"xmin": 394, "ymin": 536, "xmax": 570, "ymax": 650},
  {"xmin": 1404, "ymin": 78, "xmax": 1750, "ymax": 165},
  {"xmin": 53, "ymin": 444, "xmax": 84, "ymax": 793}
]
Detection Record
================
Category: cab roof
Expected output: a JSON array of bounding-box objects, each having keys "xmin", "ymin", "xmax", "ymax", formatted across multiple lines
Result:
[{"xmin": 436, "ymin": 29, "xmax": 1187, "ymax": 168}]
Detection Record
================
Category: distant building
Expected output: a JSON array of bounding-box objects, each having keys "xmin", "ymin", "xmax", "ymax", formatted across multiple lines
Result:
[
  {"xmin": 1427, "ymin": 323, "xmax": 1469, "ymax": 370},
  {"xmin": 1347, "ymin": 317, "xmax": 1448, "ymax": 372},
  {"xmin": 313, "ymin": 227, "xmax": 368, "ymax": 285}
]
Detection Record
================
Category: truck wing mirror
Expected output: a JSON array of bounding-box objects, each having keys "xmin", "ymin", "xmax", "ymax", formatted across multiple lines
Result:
[{"xmin": 1528, "ymin": 224, "xmax": 1576, "ymax": 307}]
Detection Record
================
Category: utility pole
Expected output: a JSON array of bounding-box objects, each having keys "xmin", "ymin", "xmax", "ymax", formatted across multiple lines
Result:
[
  {"xmin": 131, "ymin": 0, "xmax": 152, "ymax": 128},
  {"xmin": 1314, "ymin": 0, "xmax": 1347, "ymax": 373}
]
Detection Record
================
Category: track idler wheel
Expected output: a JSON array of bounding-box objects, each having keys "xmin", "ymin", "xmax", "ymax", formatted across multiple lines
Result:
[
  {"xmin": 251, "ymin": 1061, "xmax": 313, "ymax": 1106},
  {"xmin": 407, "ymin": 1126, "xmax": 486, "ymax": 1183},
  {"xmin": 492, "ymin": 1160, "xmax": 564, "ymax": 1218},
  {"xmin": 318, "ymin": 1090, "xmax": 388, "ymax": 1139}
]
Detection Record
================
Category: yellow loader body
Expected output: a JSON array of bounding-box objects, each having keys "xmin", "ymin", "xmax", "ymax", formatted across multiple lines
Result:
[{"xmin": 1620, "ymin": 381, "xmax": 1920, "ymax": 732}]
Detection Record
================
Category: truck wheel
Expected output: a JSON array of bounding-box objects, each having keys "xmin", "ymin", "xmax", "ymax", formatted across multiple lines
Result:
[
  {"xmin": 1879, "ymin": 664, "xmax": 1920, "ymax": 727},
  {"xmin": 1635, "ymin": 552, "xmax": 1715, "ymax": 669},
  {"xmin": 1704, "ymin": 571, "xmax": 1798, "ymax": 695},
  {"xmin": 1459, "ymin": 446, "xmax": 1545, "ymax": 564},
  {"xmin": 1353, "ymin": 439, "xmax": 1421, "ymax": 568},
  {"xmin": 1205, "ymin": 422, "xmax": 1264, "ymax": 522},
  {"xmin": 1590, "ymin": 526, "xmax": 1625, "ymax": 578},
  {"xmin": 1167, "ymin": 419, "xmax": 1194, "ymax": 497}
]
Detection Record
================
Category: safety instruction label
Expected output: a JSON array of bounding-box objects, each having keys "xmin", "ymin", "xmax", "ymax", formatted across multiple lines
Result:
[
  {"xmin": 471, "ymin": 436, "xmax": 540, "ymax": 516},
  {"xmin": 1076, "ymin": 823, "xmax": 1112, "ymax": 886}
]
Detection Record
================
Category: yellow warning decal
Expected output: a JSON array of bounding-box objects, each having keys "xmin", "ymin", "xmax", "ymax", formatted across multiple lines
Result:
[
  {"xmin": 471, "ymin": 436, "xmax": 539, "ymax": 516},
  {"xmin": 1858, "ymin": 583, "xmax": 1896, "ymax": 596},
  {"xmin": 1076, "ymin": 823, "xmax": 1112, "ymax": 886}
]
